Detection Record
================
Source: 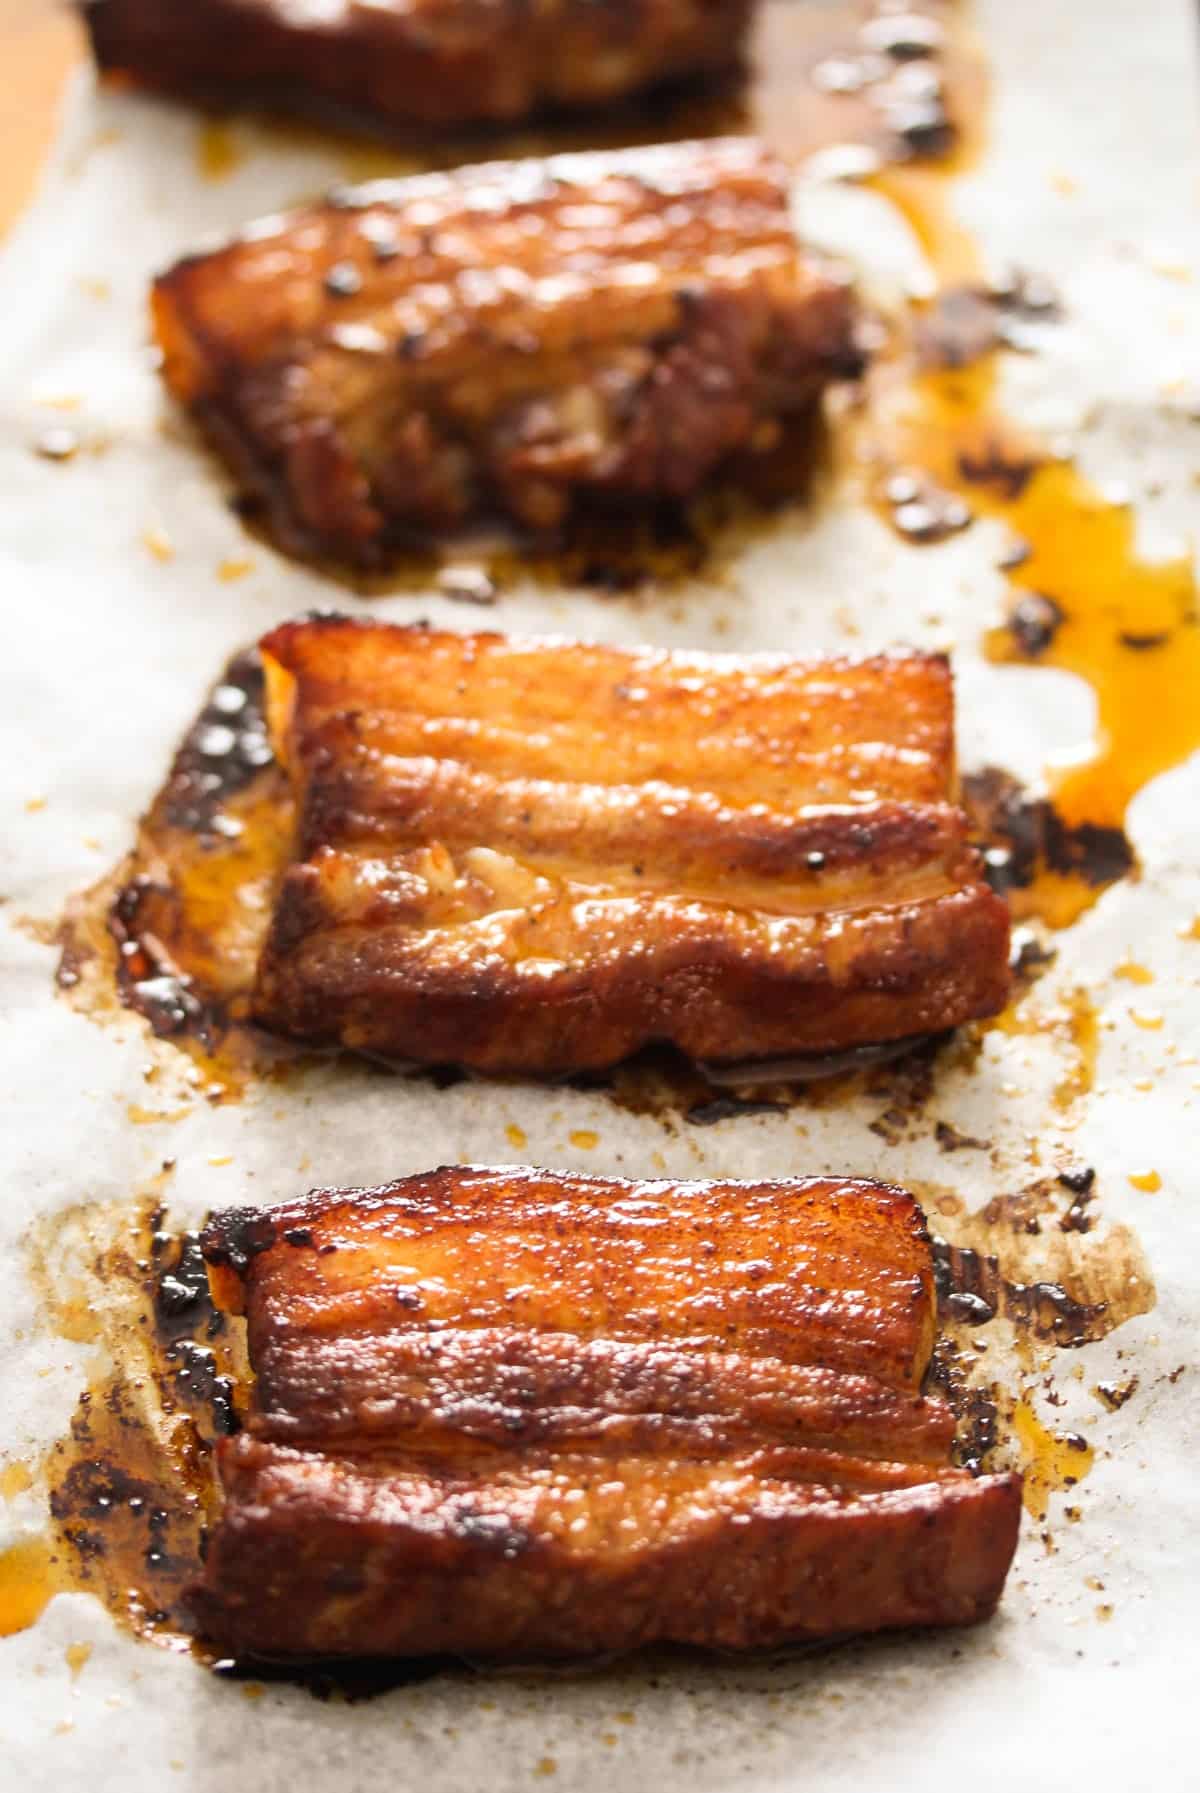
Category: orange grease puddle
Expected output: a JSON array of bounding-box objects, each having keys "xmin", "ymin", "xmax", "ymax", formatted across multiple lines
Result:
[
  {"xmin": 1011, "ymin": 1399, "xmax": 1094, "ymax": 1522},
  {"xmin": 0, "ymin": 1536, "xmax": 61, "ymax": 1638},
  {"xmin": 860, "ymin": 164, "xmax": 1200, "ymax": 921},
  {"xmin": 0, "ymin": 1198, "xmax": 242, "ymax": 1650},
  {"xmin": 994, "ymin": 985, "xmax": 1100, "ymax": 1114}
]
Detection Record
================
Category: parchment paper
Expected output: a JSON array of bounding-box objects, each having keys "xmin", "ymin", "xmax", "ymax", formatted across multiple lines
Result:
[{"xmin": 2, "ymin": 2, "xmax": 1199, "ymax": 1786}]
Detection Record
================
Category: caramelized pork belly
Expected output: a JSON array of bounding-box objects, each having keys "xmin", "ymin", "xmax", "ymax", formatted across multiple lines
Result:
[
  {"xmin": 151, "ymin": 139, "xmax": 858, "ymax": 563},
  {"xmin": 202, "ymin": 1167, "xmax": 941, "ymax": 1391},
  {"xmin": 251, "ymin": 617, "xmax": 1011, "ymax": 1074},
  {"xmin": 193, "ymin": 1169, "xmax": 1021, "ymax": 1658},
  {"xmin": 83, "ymin": 0, "xmax": 753, "ymax": 134},
  {"xmin": 196, "ymin": 1438, "xmax": 1019, "ymax": 1659}
]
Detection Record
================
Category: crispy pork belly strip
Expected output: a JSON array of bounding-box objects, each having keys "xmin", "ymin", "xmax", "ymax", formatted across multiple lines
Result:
[
  {"xmin": 202, "ymin": 1167, "xmax": 939, "ymax": 1392},
  {"xmin": 193, "ymin": 1170, "xmax": 1021, "ymax": 1658},
  {"xmin": 150, "ymin": 138, "xmax": 858, "ymax": 562},
  {"xmin": 83, "ymin": 0, "xmax": 753, "ymax": 133},
  {"xmin": 193, "ymin": 1437, "xmax": 1019, "ymax": 1659},
  {"xmin": 239, "ymin": 1329, "xmax": 957, "ymax": 1461},
  {"xmin": 251, "ymin": 618, "xmax": 1011, "ymax": 1074}
]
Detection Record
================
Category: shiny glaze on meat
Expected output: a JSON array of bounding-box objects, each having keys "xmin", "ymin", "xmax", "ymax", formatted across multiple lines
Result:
[
  {"xmin": 83, "ymin": 0, "xmax": 754, "ymax": 134},
  {"xmin": 151, "ymin": 138, "xmax": 858, "ymax": 563},
  {"xmin": 204, "ymin": 1167, "xmax": 939, "ymax": 1391},
  {"xmin": 194, "ymin": 1167, "xmax": 1021, "ymax": 1658},
  {"xmin": 251, "ymin": 616, "xmax": 1011, "ymax": 1074}
]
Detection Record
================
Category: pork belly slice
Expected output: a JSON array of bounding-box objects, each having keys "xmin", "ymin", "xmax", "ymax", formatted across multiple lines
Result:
[
  {"xmin": 193, "ymin": 1438, "xmax": 1019, "ymax": 1659},
  {"xmin": 82, "ymin": 0, "xmax": 754, "ymax": 134},
  {"xmin": 250, "ymin": 617, "xmax": 1012, "ymax": 1074},
  {"xmin": 150, "ymin": 138, "xmax": 858, "ymax": 563},
  {"xmin": 202, "ymin": 1167, "xmax": 940, "ymax": 1393},
  {"xmin": 193, "ymin": 1169, "xmax": 1021, "ymax": 1659}
]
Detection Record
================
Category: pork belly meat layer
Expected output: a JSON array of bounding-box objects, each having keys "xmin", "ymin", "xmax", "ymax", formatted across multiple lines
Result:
[
  {"xmin": 194, "ymin": 1168, "xmax": 1021, "ymax": 1659},
  {"xmin": 251, "ymin": 616, "xmax": 1012, "ymax": 1073},
  {"xmin": 151, "ymin": 138, "xmax": 858, "ymax": 562},
  {"xmin": 83, "ymin": 0, "xmax": 753, "ymax": 132}
]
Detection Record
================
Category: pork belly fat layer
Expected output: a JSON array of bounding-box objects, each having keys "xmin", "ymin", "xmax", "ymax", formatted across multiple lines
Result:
[
  {"xmin": 194, "ymin": 1169, "xmax": 1022, "ymax": 1659},
  {"xmin": 150, "ymin": 138, "xmax": 858, "ymax": 561},
  {"xmin": 201, "ymin": 1166, "xmax": 940, "ymax": 1392},
  {"xmin": 194, "ymin": 1437, "xmax": 1021, "ymax": 1659},
  {"xmin": 83, "ymin": 0, "xmax": 754, "ymax": 132},
  {"xmin": 251, "ymin": 617, "xmax": 1012, "ymax": 1073}
]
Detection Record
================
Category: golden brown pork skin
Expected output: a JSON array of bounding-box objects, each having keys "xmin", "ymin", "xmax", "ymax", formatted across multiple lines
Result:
[
  {"xmin": 83, "ymin": 0, "xmax": 755, "ymax": 135},
  {"xmin": 250, "ymin": 616, "xmax": 1012, "ymax": 1074},
  {"xmin": 193, "ymin": 1167, "xmax": 1022, "ymax": 1659},
  {"xmin": 150, "ymin": 138, "xmax": 859, "ymax": 565}
]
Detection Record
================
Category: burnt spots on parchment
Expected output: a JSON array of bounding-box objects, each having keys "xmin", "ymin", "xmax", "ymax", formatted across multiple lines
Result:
[
  {"xmin": 160, "ymin": 649, "xmax": 273, "ymax": 835},
  {"xmin": 150, "ymin": 1218, "xmax": 240, "ymax": 1439},
  {"xmin": 916, "ymin": 272, "xmax": 1063, "ymax": 372},
  {"xmin": 108, "ymin": 875, "xmax": 212, "ymax": 1042},
  {"xmin": 57, "ymin": 648, "xmax": 296, "ymax": 1088},
  {"xmin": 962, "ymin": 764, "xmax": 1136, "ymax": 913},
  {"xmin": 933, "ymin": 1239, "xmax": 1111, "ymax": 1346},
  {"xmin": 931, "ymin": 1174, "xmax": 1155, "ymax": 1349},
  {"xmin": 925, "ymin": 1336, "xmax": 1001, "ymax": 1476},
  {"xmin": 30, "ymin": 1199, "xmax": 244, "ymax": 1647}
]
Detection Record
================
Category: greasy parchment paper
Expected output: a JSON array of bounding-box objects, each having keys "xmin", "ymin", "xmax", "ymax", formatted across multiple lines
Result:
[{"xmin": 2, "ymin": 1, "xmax": 1199, "ymax": 1785}]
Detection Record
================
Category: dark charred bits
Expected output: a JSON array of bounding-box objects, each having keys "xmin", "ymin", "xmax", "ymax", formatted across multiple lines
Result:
[
  {"xmin": 935, "ymin": 1120, "xmax": 990, "ymax": 1153},
  {"xmin": 324, "ymin": 260, "xmax": 363, "ymax": 298},
  {"xmin": 961, "ymin": 764, "xmax": 1136, "ymax": 900},
  {"xmin": 200, "ymin": 1206, "xmax": 277, "ymax": 1276},
  {"xmin": 151, "ymin": 1221, "xmax": 239, "ymax": 1437},
  {"xmin": 161, "ymin": 649, "xmax": 273, "ymax": 835},
  {"xmin": 916, "ymin": 289, "xmax": 1002, "ymax": 371},
  {"xmin": 881, "ymin": 469, "xmax": 972, "ymax": 543},
  {"xmin": 1058, "ymin": 1165, "xmax": 1097, "ymax": 1234},
  {"xmin": 859, "ymin": 11, "xmax": 944, "ymax": 58},
  {"xmin": 925, "ymin": 1336, "xmax": 1000, "ymax": 1476},
  {"xmin": 1009, "ymin": 926, "xmax": 1057, "ymax": 994},
  {"xmin": 1118, "ymin": 629, "xmax": 1171, "ymax": 651},
  {"xmin": 956, "ymin": 438, "xmax": 1038, "ymax": 501},
  {"xmin": 809, "ymin": 5, "xmax": 954, "ymax": 160},
  {"xmin": 932, "ymin": 1239, "xmax": 1110, "ymax": 1347},
  {"xmin": 210, "ymin": 1651, "xmax": 449, "ymax": 1701},
  {"xmin": 917, "ymin": 274, "xmax": 1063, "ymax": 370},
  {"xmin": 1007, "ymin": 592, "xmax": 1064, "ymax": 657},
  {"xmin": 109, "ymin": 878, "xmax": 207, "ymax": 1039},
  {"xmin": 45, "ymin": 1209, "xmax": 243, "ymax": 1643},
  {"xmin": 1058, "ymin": 1165, "xmax": 1096, "ymax": 1195},
  {"xmin": 686, "ymin": 1095, "xmax": 788, "ymax": 1126},
  {"xmin": 1095, "ymin": 1377, "xmax": 1139, "ymax": 1411}
]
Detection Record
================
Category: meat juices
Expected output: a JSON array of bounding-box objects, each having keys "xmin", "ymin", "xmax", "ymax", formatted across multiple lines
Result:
[
  {"xmin": 250, "ymin": 616, "xmax": 1011, "ymax": 1075},
  {"xmin": 193, "ymin": 1168, "xmax": 1022, "ymax": 1660},
  {"xmin": 150, "ymin": 138, "xmax": 859, "ymax": 564}
]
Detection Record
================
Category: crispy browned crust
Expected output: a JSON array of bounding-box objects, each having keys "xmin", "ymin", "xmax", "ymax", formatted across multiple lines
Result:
[
  {"xmin": 193, "ymin": 1168, "xmax": 1022, "ymax": 1659},
  {"xmin": 200, "ymin": 1167, "xmax": 940, "ymax": 1390},
  {"xmin": 150, "ymin": 138, "xmax": 858, "ymax": 563},
  {"xmin": 250, "ymin": 617, "xmax": 1012, "ymax": 1074},
  {"xmin": 82, "ymin": 0, "xmax": 753, "ymax": 133}
]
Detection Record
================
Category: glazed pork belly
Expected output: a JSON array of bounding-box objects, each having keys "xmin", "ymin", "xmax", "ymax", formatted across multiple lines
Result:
[
  {"xmin": 192, "ymin": 1167, "xmax": 1022, "ymax": 1660},
  {"xmin": 82, "ymin": 0, "xmax": 755, "ymax": 134},
  {"xmin": 150, "ymin": 138, "xmax": 859, "ymax": 564},
  {"xmin": 249, "ymin": 616, "xmax": 1011, "ymax": 1075}
]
